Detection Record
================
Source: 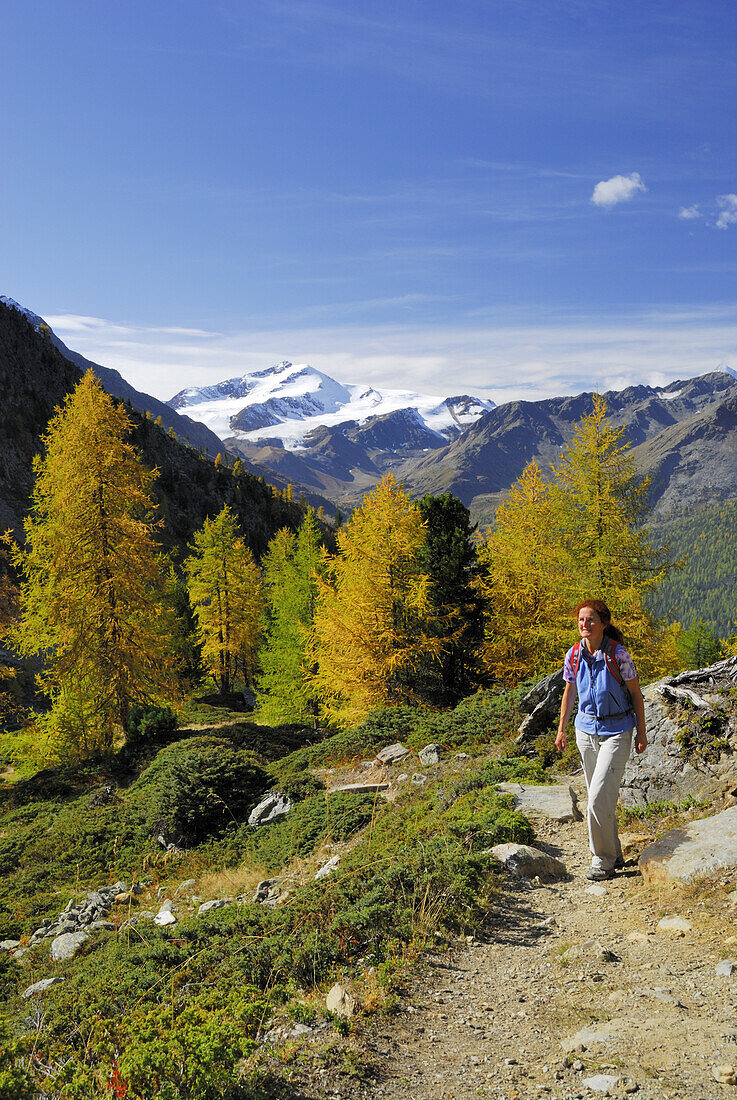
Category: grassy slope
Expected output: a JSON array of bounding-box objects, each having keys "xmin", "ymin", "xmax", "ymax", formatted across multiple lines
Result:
[{"xmin": 0, "ymin": 691, "xmax": 545, "ymax": 1100}]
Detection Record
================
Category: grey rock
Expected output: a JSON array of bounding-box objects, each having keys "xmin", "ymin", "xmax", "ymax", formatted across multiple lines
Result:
[
  {"xmin": 516, "ymin": 668, "xmax": 565, "ymax": 743},
  {"xmin": 22, "ymin": 976, "xmax": 66, "ymax": 999},
  {"xmin": 657, "ymin": 915, "xmax": 692, "ymax": 933},
  {"xmin": 712, "ymin": 1065, "xmax": 737, "ymax": 1085},
  {"xmin": 326, "ymin": 982, "xmax": 357, "ymax": 1017},
  {"xmin": 396, "ymin": 773, "xmax": 409, "ymax": 784},
  {"xmin": 411, "ymin": 773, "xmax": 428, "ymax": 786},
  {"xmin": 154, "ymin": 900, "xmax": 177, "ymax": 926},
  {"xmin": 327, "ymin": 781, "xmax": 389, "ymax": 796},
  {"xmin": 176, "ymin": 878, "xmax": 197, "ymax": 895},
  {"xmin": 50, "ymin": 931, "xmax": 89, "ymax": 961},
  {"xmin": 621, "ymin": 670, "xmax": 737, "ymax": 809},
  {"xmin": 87, "ymin": 920, "xmax": 115, "ymax": 932},
  {"xmin": 0, "ymin": 939, "xmax": 20, "ymax": 950},
  {"xmin": 253, "ymin": 878, "xmax": 282, "ymax": 905},
  {"xmin": 582, "ymin": 1074, "xmax": 620, "ymax": 1095},
  {"xmin": 497, "ymin": 781, "xmax": 581, "ymax": 823},
  {"xmin": 248, "ymin": 792, "xmax": 292, "ymax": 828},
  {"xmin": 717, "ymin": 960, "xmax": 737, "ymax": 977},
  {"xmin": 641, "ymin": 808, "xmax": 737, "ymax": 886},
  {"xmin": 315, "ymin": 855, "xmax": 341, "ymax": 881},
  {"xmin": 418, "ymin": 744, "xmax": 441, "ymax": 766},
  {"xmin": 454, "ymin": 752, "xmax": 470, "ymax": 760},
  {"xmin": 562, "ymin": 1020, "xmax": 625, "ymax": 1052},
  {"xmin": 490, "ymin": 842, "xmax": 567, "ymax": 880},
  {"xmin": 197, "ymin": 899, "xmax": 231, "ymax": 915},
  {"xmin": 376, "ymin": 742, "xmax": 409, "ymax": 765}
]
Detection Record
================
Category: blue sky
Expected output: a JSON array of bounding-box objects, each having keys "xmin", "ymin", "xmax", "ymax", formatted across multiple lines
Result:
[{"xmin": 1, "ymin": 0, "xmax": 736, "ymax": 402}]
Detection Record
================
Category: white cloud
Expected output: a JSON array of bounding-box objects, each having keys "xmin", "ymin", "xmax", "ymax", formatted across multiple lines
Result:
[
  {"xmin": 42, "ymin": 306, "xmax": 737, "ymax": 408},
  {"xmin": 678, "ymin": 204, "xmax": 702, "ymax": 220},
  {"xmin": 591, "ymin": 172, "xmax": 647, "ymax": 208},
  {"xmin": 716, "ymin": 194, "xmax": 737, "ymax": 229}
]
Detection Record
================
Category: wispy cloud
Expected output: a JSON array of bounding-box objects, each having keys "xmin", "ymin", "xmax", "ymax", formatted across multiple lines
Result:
[
  {"xmin": 678, "ymin": 204, "xmax": 702, "ymax": 220},
  {"xmin": 716, "ymin": 194, "xmax": 737, "ymax": 229},
  {"xmin": 591, "ymin": 173, "xmax": 647, "ymax": 208},
  {"xmin": 42, "ymin": 305, "xmax": 737, "ymax": 409}
]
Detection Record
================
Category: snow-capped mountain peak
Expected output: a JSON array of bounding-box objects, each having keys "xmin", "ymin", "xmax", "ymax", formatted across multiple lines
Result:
[{"xmin": 167, "ymin": 363, "xmax": 495, "ymax": 450}]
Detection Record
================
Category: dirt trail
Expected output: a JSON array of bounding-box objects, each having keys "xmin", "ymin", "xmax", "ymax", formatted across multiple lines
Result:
[{"xmin": 293, "ymin": 788, "xmax": 737, "ymax": 1100}]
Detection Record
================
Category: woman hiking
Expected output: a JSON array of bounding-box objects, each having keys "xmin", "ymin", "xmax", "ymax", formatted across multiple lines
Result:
[{"xmin": 555, "ymin": 599, "xmax": 647, "ymax": 881}]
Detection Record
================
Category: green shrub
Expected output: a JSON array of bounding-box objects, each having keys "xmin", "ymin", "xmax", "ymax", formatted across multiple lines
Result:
[
  {"xmin": 125, "ymin": 704, "xmax": 178, "ymax": 745},
  {"xmin": 0, "ymin": 1016, "xmax": 35, "ymax": 1100},
  {"xmin": 129, "ymin": 737, "xmax": 270, "ymax": 846}
]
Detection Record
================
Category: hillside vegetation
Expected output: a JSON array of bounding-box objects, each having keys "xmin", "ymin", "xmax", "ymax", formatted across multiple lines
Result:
[
  {"xmin": 0, "ymin": 692, "xmax": 541, "ymax": 1099},
  {"xmin": 648, "ymin": 500, "xmax": 737, "ymax": 635}
]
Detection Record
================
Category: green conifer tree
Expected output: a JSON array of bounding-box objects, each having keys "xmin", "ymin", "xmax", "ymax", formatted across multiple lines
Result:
[{"xmin": 256, "ymin": 509, "xmax": 326, "ymax": 725}]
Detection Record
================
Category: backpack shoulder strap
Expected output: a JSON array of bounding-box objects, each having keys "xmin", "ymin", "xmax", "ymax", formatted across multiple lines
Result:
[
  {"xmin": 603, "ymin": 637, "xmax": 624, "ymax": 686},
  {"xmin": 571, "ymin": 641, "xmax": 582, "ymax": 679}
]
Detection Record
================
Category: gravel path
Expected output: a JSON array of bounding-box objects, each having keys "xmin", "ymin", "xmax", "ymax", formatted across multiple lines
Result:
[{"xmin": 287, "ymin": 800, "xmax": 737, "ymax": 1100}]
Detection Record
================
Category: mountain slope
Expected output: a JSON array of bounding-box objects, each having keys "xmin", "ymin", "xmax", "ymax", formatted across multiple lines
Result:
[
  {"xmin": 400, "ymin": 372, "xmax": 737, "ymax": 525},
  {"xmin": 0, "ymin": 300, "xmax": 309, "ymax": 557},
  {"xmin": 0, "ymin": 297, "xmax": 223, "ymax": 457}
]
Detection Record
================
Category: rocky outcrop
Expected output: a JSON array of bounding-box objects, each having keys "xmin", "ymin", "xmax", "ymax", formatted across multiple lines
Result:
[
  {"xmin": 639, "ymin": 806, "xmax": 737, "ymax": 885},
  {"xmin": 28, "ymin": 882, "xmax": 129, "ymax": 947},
  {"xmin": 516, "ymin": 669, "xmax": 565, "ymax": 743},
  {"xmin": 248, "ymin": 792, "xmax": 292, "ymax": 828},
  {"xmin": 497, "ymin": 781, "xmax": 581, "ymax": 823},
  {"xmin": 621, "ymin": 656, "xmax": 737, "ymax": 807}
]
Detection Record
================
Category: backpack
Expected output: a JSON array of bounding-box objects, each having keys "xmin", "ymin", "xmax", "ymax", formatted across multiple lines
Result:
[{"xmin": 571, "ymin": 637, "xmax": 633, "ymax": 709}]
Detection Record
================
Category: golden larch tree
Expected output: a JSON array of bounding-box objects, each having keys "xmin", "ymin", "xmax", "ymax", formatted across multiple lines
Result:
[
  {"xmin": 184, "ymin": 505, "xmax": 263, "ymax": 695},
  {"xmin": 476, "ymin": 461, "xmax": 571, "ymax": 685},
  {"xmin": 12, "ymin": 371, "xmax": 178, "ymax": 757},
  {"xmin": 312, "ymin": 473, "xmax": 441, "ymax": 727}
]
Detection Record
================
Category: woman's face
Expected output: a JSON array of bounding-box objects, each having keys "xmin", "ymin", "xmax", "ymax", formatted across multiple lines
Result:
[{"xmin": 578, "ymin": 606, "xmax": 604, "ymax": 642}]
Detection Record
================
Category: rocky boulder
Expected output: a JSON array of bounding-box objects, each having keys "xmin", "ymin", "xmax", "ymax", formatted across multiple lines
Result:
[
  {"xmin": 497, "ymin": 781, "xmax": 581, "ymax": 823},
  {"xmin": 621, "ymin": 656, "xmax": 737, "ymax": 808},
  {"xmin": 516, "ymin": 668, "xmax": 565, "ymax": 743},
  {"xmin": 489, "ymin": 842, "xmax": 567, "ymax": 880},
  {"xmin": 248, "ymin": 792, "xmax": 291, "ymax": 828},
  {"xmin": 639, "ymin": 805, "xmax": 737, "ymax": 886}
]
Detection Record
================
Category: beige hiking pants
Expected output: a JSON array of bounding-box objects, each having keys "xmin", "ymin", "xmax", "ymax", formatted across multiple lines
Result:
[{"xmin": 575, "ymin": 728, "xmax": 633, "ymax": 872}]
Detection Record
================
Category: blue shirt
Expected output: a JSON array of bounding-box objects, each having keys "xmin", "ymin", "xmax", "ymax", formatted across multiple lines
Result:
[{"xmin": 564, "ymin": 642, "xmax": 635, "ymax": 736}]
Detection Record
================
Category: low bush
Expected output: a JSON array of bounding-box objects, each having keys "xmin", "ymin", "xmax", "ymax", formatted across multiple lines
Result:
[{"xmin": 129, "ymin": 737, "xmax": 270, "ymax": 846}]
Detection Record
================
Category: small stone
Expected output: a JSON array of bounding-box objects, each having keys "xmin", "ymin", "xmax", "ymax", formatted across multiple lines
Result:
[
  {"xmin": 154, "ymin": 900, "xmax": 177, "ymax": 926},
  {"xmin": 490, "ymin": 842, "xmax": 566, "ymax": 880},
  {"xmin": 176, "ymin": 878, "xmax": 197, "ymax": 894},
  {"xmin": 326, "ymin": 982, "xmax": 357, "ymax": 1017},
  {"xmin": 248, "ymin": 791, "xmax": 291, "ymax": 828},
  {"xmin": 622, "ymin": 1083, "xmax": 639, "ymax": 1094},
  {"xmin": 396, "ymin": 773, "xmax": 409, "ymax": 784},
  {"xmin": 115, "ymin": 892, "xmax": 132, "ymax": 904},
  {"xmin": 581, "ymin": 1074, "xmax": 620, "ymax": 1095},
  {"xmin": 712, "ymin": 1065, "xmax": 737, "ymax": 1085},
  {"xmin": 22, "ymin": 976, "xmax": 66, "ymax": 999},
  {"xmin": 626, "ymin": 931, "xmax": 650, "ymax": 943},
  {"xmin": 454, "ymin": 752, "xmax": 470, "ymax": 760},
  {"xmin": 50, "ymin": 931, "xmax": 89, "ymax": 961},
  {"xmin": 315, "ymin": 855, "xmax": 341, "ymax": 881},
  {"xmin": 376, "ymin": 742, "xmax": 409, "ymax": 765},
  {"xmin": 418, "ymin": 743, "xmax": 441, "ymax": 766},
  {"xmin": 411, "ymin": 773, "xmax": 428, "ymax": 786},
  {"xmin": 657, "ymin": 915, "xmax": 691, "ymax": 934},
  {"xmin": 586, "ymin": 884, "xmax": 607, "ymax": 897},
  {"xmin": 717, "ymin": 960, "xmax": 737, "ymax": 977},
  {"xmin": 198, "ymin": 899, "xmax": 230, "ymax": 915},
  {"xmin": 0, "ymin": 939, "xmax": 20, "ymax": 950},
  {"xmin": 572, "ymin": 1060, "xmax": 584, "ymax": 1071}
]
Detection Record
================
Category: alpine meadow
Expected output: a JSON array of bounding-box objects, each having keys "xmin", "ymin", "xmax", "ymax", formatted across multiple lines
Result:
[{"xmin": 3, "ymin": 4, "xmax": 737, "ymax": 1096}]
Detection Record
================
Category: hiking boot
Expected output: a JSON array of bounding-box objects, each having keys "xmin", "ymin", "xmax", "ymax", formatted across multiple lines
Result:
[{"xmin": 586, "ymin": 867, "xmax": 615, "ymax": 881}]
